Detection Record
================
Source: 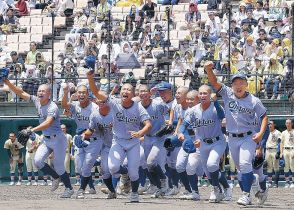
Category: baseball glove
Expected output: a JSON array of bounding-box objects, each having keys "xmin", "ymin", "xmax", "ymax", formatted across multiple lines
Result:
[
  {"xmin": 155, "ymin": 125, "xmax": 174, "ymax": 137},
  {"xmin": 73, "ymin": 135, "xmax": 89, "ymax": 148},
  {"xmin": 275, "ymin": 151, "xmax": 281, "ymax": 160},
  {"xmin": 17, "ymin": 129, "xmax": 33, "ymax": 146},
  {"xmin": 0, "ymin": 67, "xmax": 9, "ymax": 85},
  {"xmin": 252, "ymin": 156, "xmax": 264, "ymax": 170},
  {"xmin": 164, "ymin": 137, "xmax": 173, "ymax": 149}
]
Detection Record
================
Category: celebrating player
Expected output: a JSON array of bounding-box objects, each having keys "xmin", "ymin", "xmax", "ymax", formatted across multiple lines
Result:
[
  {"xmin": 3, "ymin": 79, "xmax": 74, "ymax": 198},
  {"xmin": 87, "ymin": 71, "xmax": 152, "ymax": 202},
  {"xmin": 205, "ymin": 61, "xmax": 268, "ymax": 206}
]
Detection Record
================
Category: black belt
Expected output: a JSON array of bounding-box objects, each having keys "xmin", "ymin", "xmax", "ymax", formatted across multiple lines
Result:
[
  {"xmin": 203, "ymin": 136, "xmax": 220, "ymax": 144},
  {"xmin": 227, "ymin": 131, "xmax": 252, "ymax": 138},
  {"xmin": 44, "ymin": 134, "xmax": 57, "ymax": 139},
  {"xmin": 266, "ymin": 147, "xmax": 277, "ymax": 150},
  {"xmin": 284, "ymin": 147, "xmax": 294, "ymax": 150},
  {"xmin": 84, "ymin": 137, "xmax": 98, "ymax": 143}
]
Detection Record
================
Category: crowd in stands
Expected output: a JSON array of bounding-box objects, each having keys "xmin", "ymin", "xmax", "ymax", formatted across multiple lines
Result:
[{"xmin": 0, "ymin": 0, "xmax": 293, "ymax": 102}]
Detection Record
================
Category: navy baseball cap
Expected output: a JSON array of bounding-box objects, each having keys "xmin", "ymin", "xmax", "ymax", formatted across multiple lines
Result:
[
  {"xmin": 231, "ymin": 72, "xmax": 247, "ymax": 82},
  {"xmin": 156, "ymin": 81, "xmax": 172, "ymax": 91}
]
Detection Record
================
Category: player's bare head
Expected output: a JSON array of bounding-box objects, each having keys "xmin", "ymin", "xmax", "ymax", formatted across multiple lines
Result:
[
  {"xmin": 96, "ymin": 91, "xmax": 109, "ymax": 108},
  {"xmin": 135, "ymin": 84, "xmax": 141, "ymax": 96},
  {"xmin": 139, "ymin": 84, "xmax": 151, "ymax": 101},
  {"xmin": 120, "ymin": 83, "xmax": 135, "ymax": 102},
  {"xmin": 286, "ymin": 119, "xmax": 293, "ymax": 129},
  {"xmin": 269, "ymin": 120, "xmax": 275, "ymax": 131},
  {"xmin": 61, "ymin": 124, "xmax": 67, "ymax": 132},
  {"xmin": 175, "ymin": 86, "xmax": 189, "ymax": 104},
  {"xmin": 76, "ymin": 84, "xmax": 89, "ymax": 102},
  {"xmin": 37, "ymin": 84, "xmax": 51, "ymax": 102},
  {"xmin": 9, "ymin": 132, "xmax": 16, "ymax": 140},
  {"xmin": 199, "ymin": 85, "xmax": 212, "ymax": 104},
  {"xmin": 232, "ymin": 78, "xmax": 248, "ymax": 99},
  {"xmin": 186, "ymin": 90, "xmax": 199, "ymax": 107}
]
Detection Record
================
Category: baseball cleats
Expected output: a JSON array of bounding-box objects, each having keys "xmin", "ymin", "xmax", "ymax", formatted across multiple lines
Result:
[
  {"xmin": 160, "ymin": 179, "xmax": 168, "ymax": 194},
  {"xmin": 60, "ymin": 188, "xmax": 74, "ymax": 198},
  {"xmin": 85, "ymin": 188, "xmax": 96, "ymax": 194},
  {"xmin": 26, "ymin": 181, "xmax": 32, "ymax": 186},
  {"xmin": 237, "ymin": 192, "xmax": 252, "ymax": 206},
  {"xmin": 107, "ymin": 191, "xmax": 117, "ymax": 199},
  {"xmin": 101, "ymin": 187, "xmax": 110, "ymax": 194},
  {"xmin": 138, "ymin": 185, "xmax": 148, "ymax": 195},
  {"xmin": 16, "ymin": 181, "xmax": 22, "ymax": 186},
  {"xmin": 75, "ymin": 189, "xmax": 85, "ymax": 199},
  {"xmin": 290, "ymin": 183, "xmax": 294, "ymax": 188},
  {"xmin": 151, "ymin": 189, "xmax": 164, "ymax": 198},
  {"xmin": 9, "ymin": 181, "xmax": 15, "ymax": 186},
  {"xmin": 119, "ymin": 174, "xmax": 131, "ymax": 194},
  {"xmin": 267, "ymin": 182, "xmax": 273, "ymax": 188},
  {"xmin": 209, "ymin": 186, "xmax": 224, "ymax": 203},
  {"xmin": 229, "ymin": 182, "xmax": 234, "ymax": 189},
  {"xmin": 251, "ymin": 174, "xmax": 261, "ymax": 196},
  {"xmin": 129, "ymin": 192, "xmax": 139, "ymax": 202},
  {"xmin": 256, "ymin": 187, "xmax": 268, "ymax": 205},
  {"xmin": 145, "ymin": 184, "xmax": 157, "ymax": 194},
  {"xmin": 165, "ymin": 186, "xmax": 179, "ymax": 196},
  {"xmin": 74, "ymin": 181, "xmax": 81, "ymax": 186},
  {"xmin": 32, "ymin": 181, "xmax": 38, "ymax": 186},
  {"xmin": 179, "ymin": 191, "xmax": 200, "ymax": 201},
  {"xmin": 284, "ymin": 183, "xmax": 290, "ymax": 188},
  {"xmin": 51, "ymin": 178, "xmax": 61, "ymax": 192},
  {"xmin": 40, "ymin": 181, "xmax": 48, "ymax": 186},
  {"xmin": 223, "ymin": 187, "xmax": 232, "ymax": 201}
]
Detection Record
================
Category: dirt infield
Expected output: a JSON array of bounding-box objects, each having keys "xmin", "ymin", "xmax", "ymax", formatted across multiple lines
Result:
[{"xmin": 0, "ymin": 185, "xmax": 293, "ymax": 210}]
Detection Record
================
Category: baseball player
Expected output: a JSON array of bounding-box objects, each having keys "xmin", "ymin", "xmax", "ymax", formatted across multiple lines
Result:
[
  {"xmin": 4, "ymin": 132, "xmax": 25, "ymax": 186},
  {"xmin": 280, "ymin": 119, "xmax": 294, "ymax": 188},
  {"xmin": 25, "ymin": 130, "xmax": 41, "ymax": 186},
  {"xmin": 150, "ymin": 81, "xmax": 177, "ymax": 194},
  {"xmin": 138, "ymin": 84, "xmax": 169, "ymax": 197},
  {"xmin": 165, "ymin": 86, "xmax": 190, "ymax": 196},
  {"xmin": 84, "ymin": 97, "xmax": 117, "ymax": 199},
  {"xmin": 178, "ymin": 85, "xmax": 230, "ymax": 202},
  {"xmin": 87, "ymin": 71, "xmax": 152, "ymax": 202},
  {"xmin": 61, "ymin": 84, "xmax": 100, "ymax": 198},
  {"xmin": 265, "ymin": 121, "xmax": 281, "ymax": 188},
  {"xmin": 205, "ymin": 62, "xmax": 268, "ymax": 206},
  {"xmin": 175, "ymin": 90, "xmax": 204, "ymax": 200},
  {"xmin": 3, "ymin": 79, "xmax": 74, "ymax": 198},
  {"xmin": 61, "ymin": 124, "xmax": 73, "ymax": 175}
]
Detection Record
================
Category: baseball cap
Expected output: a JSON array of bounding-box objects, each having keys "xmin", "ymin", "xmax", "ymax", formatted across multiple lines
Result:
[
  {"xmin": 156, "ymin": 81, "xmax": 172, "ymax": 91},
  {"xmin": 10, "ymin": 51, "xmax": 17, "ymax": 56},
  {"xmin": 231, "ymin": 72, "xmax": 247, "ymax": 82}
]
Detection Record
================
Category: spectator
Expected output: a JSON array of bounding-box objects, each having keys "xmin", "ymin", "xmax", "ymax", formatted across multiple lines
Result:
[
  {"xmin": 0, "ymin": 0, "xmax": 8, "ymax": 17},
  {"xmin": 61, "ymin": 124, "xmax": 73, "ymax": 175},
  {"xmin": 97, "ymin": 0, "xmax": 111, "ymax": 22},
  {"xmin": 205, "ymin": 11, "xmax": 221, "ymax": 43},
  {"xmin": 15, "ymin": 0, "xmax": 29, "ymax": 16},
  {"xmin": 9, "ymin": 51, "xmax": 24, "ymax": 69},
  {"xmin": 264, "ymin": 53, "xmax": 285, "ymax": 99},
  {"xmin": 230, "ymin": 19, "xmax": 241, "ymax": 39},
  {"xmin": 233, "ymin": 2, "xmax": 247, "ymax": 25},
  {"xmin": 243, "ymin": 35, "xmax": 256, "ymax": 61},
  {"xmin": 25, "ymin": 42, "xmax": 41, "ymax": 65},
  {"xmin": 2, "ymin": 8, "xmax": 19, "ymax": 34},
  {"xmin": 85, "ymin": 39, "xmax": 99, "ymax": 57},
  {"xmin": 4, "ymin": 132, "xmax": 24, "ymax": 186},
  {"xmin": 57, "ymin": 0, "xmax": 74, "ymax": 17},
  {"xmin": 207, "ymin": 0, "xmax": 219, "ymax": 10},
  {"xmin": 123, "ymin": 15, "xmax": 134, "ymax": 36},
  {"xmin": 253, "ymin": 0, "xmax": 267, "ymax": 20},
  {"xmin": 141, "ymin": 0, "xmax": 157, "ymax": 20},
  {"xmin": 171, "ymin": 51, "xmax": 185, "ymax": 75},
  {"xmin": 162, "ymin": 0, "xmax": 178, "ymax": 6},
  {"xmin": 72, "ymin": 10, "xmax": 87, "ymax": 33},
  {"xmin": 74, "ymin": 33, "xmax": 87, "ymax": 57},
  {"xmin": 256, "ymin": 28, "xmax": 269, "ymax": 48},
  {"xmin": 129, "ymin": 4, "xmax": 139, "ymax": 22},
  {"xmin": 265, "ymin": 39, "xmax": 283, "ymax": 59}
]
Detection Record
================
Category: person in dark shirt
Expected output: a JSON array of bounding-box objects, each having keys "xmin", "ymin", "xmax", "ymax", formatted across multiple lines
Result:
[
  {"xmin": 230, "ymin": 19, "xmax": 241, "ymax": 39},
  {"xmin": 142, "ymin": 0, "xmax": 157, "ymax": 19},
  {"xmin": 241, "ymin": 10, "xmax": 258, "ymax": 28}
]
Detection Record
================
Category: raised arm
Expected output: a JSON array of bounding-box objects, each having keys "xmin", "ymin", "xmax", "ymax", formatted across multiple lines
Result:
[
  {"xmin": 86, "ymin": 71, "xmax": 108, "ymax": 101},
  {"xmin": 204, "ymin": 61, "xmax": 222, "ymax": 91},
  {"xmin": 61, "ymin": 83, "xmax": 71, "ymax": 110},
  {"xmin": 4, "ymin": 78, "xmax": 30, "ymax": 101}
]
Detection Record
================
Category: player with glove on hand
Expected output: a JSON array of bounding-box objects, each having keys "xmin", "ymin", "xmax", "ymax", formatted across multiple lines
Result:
[{"xmin": 3, "ymin": 77, "xmax": 73, "ymax": 198}]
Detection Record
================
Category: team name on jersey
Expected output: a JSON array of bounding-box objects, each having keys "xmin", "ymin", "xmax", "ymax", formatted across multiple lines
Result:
[
  {"xmin": 150, "ymin": 115, "xmax": 159, "ymax": 120},
  {"xmin": 116, "ymin": 112, "xmax": 138, "ymax": 123},
  {"xmin": 76, "ymin": 113, "xmax": 90, "ymax": 122},
  {"xmin": 228, "ymin": 101, "xmax": 254, "ymax": 115},
  {"xmin": 191, "ymin": 118, "xmax": 215, "ymax": 128}
]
